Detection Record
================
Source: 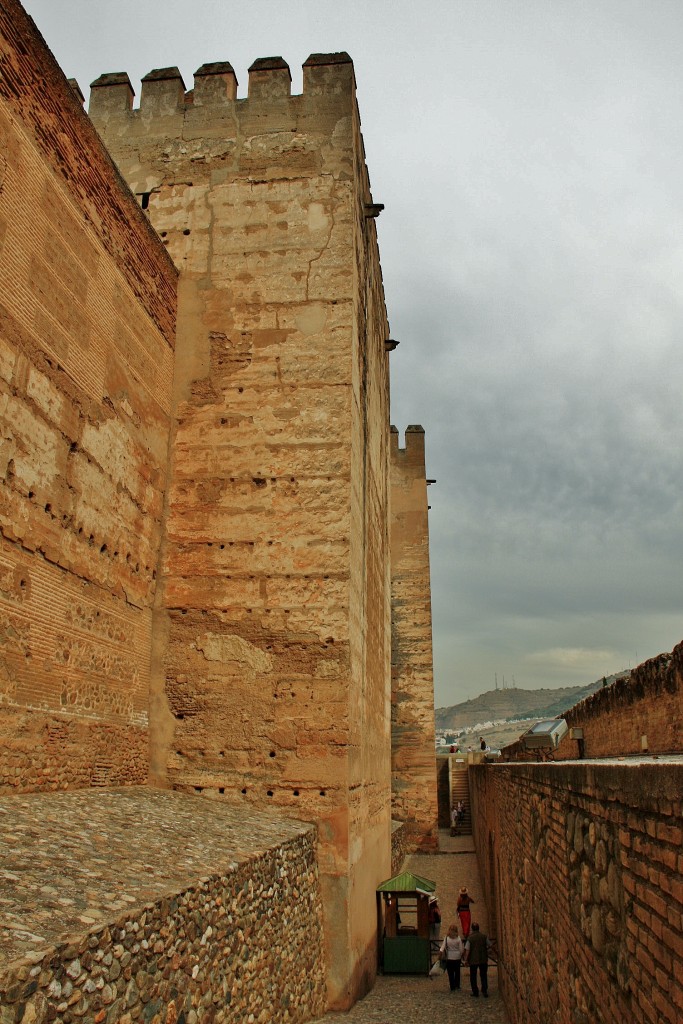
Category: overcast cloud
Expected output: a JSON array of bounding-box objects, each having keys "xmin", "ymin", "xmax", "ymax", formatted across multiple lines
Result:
[{"xmin": 21, "ymin": 0, "xmax": 683, "ymax": 704}]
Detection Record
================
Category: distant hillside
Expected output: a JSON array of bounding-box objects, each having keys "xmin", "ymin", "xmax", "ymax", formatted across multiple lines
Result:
[{"xmin": 436, "ymin": 673, "xmax": 629, "ymax": 735}]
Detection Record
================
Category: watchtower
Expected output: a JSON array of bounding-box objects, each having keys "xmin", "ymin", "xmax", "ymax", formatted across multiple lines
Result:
[
  {"xmin": 390, "ymin": 425, "xmax": 438, "ymax": 850},
  {"xmin": 89, "ymin": 55, "xmax": 392, "ymax": 1008}
]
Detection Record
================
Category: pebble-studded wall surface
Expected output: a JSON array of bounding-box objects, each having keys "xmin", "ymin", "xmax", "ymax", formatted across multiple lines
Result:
[{"xmin": 0, "ymin": 789, "xmax": 326, "ymax": 1024}]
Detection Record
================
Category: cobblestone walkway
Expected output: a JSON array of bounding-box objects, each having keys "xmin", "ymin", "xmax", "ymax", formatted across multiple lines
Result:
[{"xmin": 311, "ymin": 832, "xmax": 510, "ymax": 1024}]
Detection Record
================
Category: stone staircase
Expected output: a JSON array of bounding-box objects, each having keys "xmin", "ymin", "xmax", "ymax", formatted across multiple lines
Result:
[{"xmin": 449, "ymin": 761, "xmax": 472, "ymax": 835}]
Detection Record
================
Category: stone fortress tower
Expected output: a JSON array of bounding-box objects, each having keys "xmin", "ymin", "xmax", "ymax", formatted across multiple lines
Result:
[
  {"xmin": 0, "ymin": 3, "xmax": 438, "ymax": 1012},
  {"xmin": 88, "ymin": 53, "xmax": 395, "ymax": 1007},
  {"xmin": 390, "ymin": 424, "xmax": 438, "ymax": 851}
]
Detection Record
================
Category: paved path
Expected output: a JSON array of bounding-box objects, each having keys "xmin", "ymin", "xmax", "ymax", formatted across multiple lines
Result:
[{"xmin": 311, "ymin": 832, "xmax": 510, "ymax": 1024}]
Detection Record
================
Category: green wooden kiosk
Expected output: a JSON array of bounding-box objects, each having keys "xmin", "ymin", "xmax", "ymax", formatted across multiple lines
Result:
[{"xmin": 377, "ymin": 870, "xmax": 436, "ymax": 974}]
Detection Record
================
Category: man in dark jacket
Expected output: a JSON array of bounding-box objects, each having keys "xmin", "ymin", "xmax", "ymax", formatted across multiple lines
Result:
[{"xmin": 463, "ymin": 922, "xmax": 491, "ymax": 997}]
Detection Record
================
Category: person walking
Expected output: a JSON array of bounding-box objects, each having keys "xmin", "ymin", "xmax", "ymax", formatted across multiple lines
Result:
[
  {"xmin": 428, "ymin": 896, "xmax": 442, "ymax": 940},
  {"xmin": 456, "ymin": 886, "xmax": 474, "ymax": 938},
  {"xmin": 463, "ymin": 922, "xmax": 491, "ymax": 998},
  {"xmin": 439, "ymin": 923, "xmax": 463, "ymax": 991}
]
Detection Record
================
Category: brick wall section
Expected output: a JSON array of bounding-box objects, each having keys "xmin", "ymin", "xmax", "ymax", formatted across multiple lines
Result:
[
  {"xmin": 0, "ymin": 1, "xmax": 177, "ymax": 789},
  {"xmin": 390, "ymin": 425, "xmax": 438, "ymax": 850},
  {"xmin": 503, "ymin": 643, "xmax": 683, "ymax": 762},
  {"xmin": 471, "ymin": 761, "xmax": 683, "ymax": 1024},
  {"xmin": 0, "ymin": 707, "xmax": 147, "ymax": 791},
  {"xmin": 89, "ymin": 56, "xmax": 392, "ymax": 1009},
  {"xmin": 0, "ymin": 0, "xmax": 177, "ymax": 347}
]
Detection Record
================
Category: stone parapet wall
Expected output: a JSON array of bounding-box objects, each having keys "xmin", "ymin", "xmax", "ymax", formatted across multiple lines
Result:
[
  {"xmin": 471, "ymin": 761, "xmax": 683, "ymax": 1024},
  {"xmin": 0, "ymin": 845, "xmax": 325, "ymax": 1024},
  {"xmin": 503, "ymin": 643, "xmax": 683, "ymax": 762},
  {"xmin": 0, "ymin": 790, "xmax": 326, "ymax": 1024}
]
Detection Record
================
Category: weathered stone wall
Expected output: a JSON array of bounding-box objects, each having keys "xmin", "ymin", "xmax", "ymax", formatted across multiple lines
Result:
[
  {"xmin": 89, "ymin": 56, "xmax": 392, "ymax": 1008},
  {"xmin": 0, "ymin": 0, "xmax": 177, "ymax": 790},
  {"xmin": 0, "ymin": 789, "xmax": 326, "ymax": 1024},
  {"xmin": 471, "ymin": 761, "xmax": 683, "ymax": 1024},
  {"xmin": 0, "ymin": 706, "xmax": 148, "ymax": 791},
  {"xmin": 390, "ymin": 425, "xmax": 438, "ymax": 850},
  {"xmin": 503, "ymin": 643, "xmax": 683, "ymax": 762},
  {"xmin": 391, "ymin": 819, "xmax": 408, "ymax": 876},
  {"xmin": 436, "ymin": 755, "xmax": 451, "ymax": 828}
]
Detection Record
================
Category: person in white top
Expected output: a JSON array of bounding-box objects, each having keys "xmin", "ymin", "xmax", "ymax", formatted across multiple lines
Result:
[{"xmin": 440, "ymin": 922, "xmax": 463, "ymax": 991}]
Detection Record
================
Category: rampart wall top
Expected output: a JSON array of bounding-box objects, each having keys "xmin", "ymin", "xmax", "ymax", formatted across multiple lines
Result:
[
  {"xmin": 502, "ymin": 641, "xmax": 683, "ymax": 760},
  {"xmin": 89, "ymin": 72, "xmax": 135, "ymax": 113},
  {"xmin": 67, "ymin": 78, "xmax": 85, "ymax": 105},
  {"xmin": 248, "ymin": 57, "xmax": 291, "ymax": 100},
  {"xmin": 89, "ymin": 52, "xmax": 356, "ymax": 121}
]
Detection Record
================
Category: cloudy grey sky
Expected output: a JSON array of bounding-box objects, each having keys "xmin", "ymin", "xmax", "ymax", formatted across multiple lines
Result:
[{"xmin": 22, "ymin": 0, "xmax": 683, "ymax": 706}]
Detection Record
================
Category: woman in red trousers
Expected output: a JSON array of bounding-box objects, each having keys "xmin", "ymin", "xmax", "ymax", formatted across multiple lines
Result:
[{"xmin": 456, "ymin": 886, "xmax": 474, "ymax": 939}]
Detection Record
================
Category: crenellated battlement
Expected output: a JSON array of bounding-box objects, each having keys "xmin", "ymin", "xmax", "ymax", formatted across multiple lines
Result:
[
  {"xmin": 89, "ymin": 71, "xmax": 134, "ymax": 115},
  {"xmin": 140, "ymin": 66, "xmax": 186, "ymax": 116},
  {"xmin": 194, "ymin": 61, "xmax": 238, "ymax": 105},
  {"xmin": 248, "ymin": 56, "xmax": 291, "ymax": 100},
  {"xmin": 88, "ymin": 49, "xmax": 367, "ymax": 218},
  {"xmin": 89, "ymin": 52, "xmax": 355, "ymax": 121},
  {"xmin": 390, "ymin": 424, "xmax": 426, "ymax": 467}
]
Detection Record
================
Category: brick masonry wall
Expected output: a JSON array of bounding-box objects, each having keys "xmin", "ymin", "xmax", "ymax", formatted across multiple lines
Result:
[
  {"xmin": 0, "ymin": 1, "xmax": 177, "ymax": 790},
  {"xmin": 503, "ymin": 643, "xmax": 683, "ymax": 762},
  {"xmin": 471, "ymin": 761, "xmax": 683, "ymax": 1024},
  {"xmin": 0, "ymin": 707, "xmax": 147, "ymax": 791},
  {"xmin": 390, "ymin": 426, "xmax": 438, "ymax": 851},
  {"xmin": 89, "ymin": 56, "xmax": 392, "ymax": 1009},
  {"xmin": 0, "ymin": 2, "xmax": 177, "ymax": 347}
]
